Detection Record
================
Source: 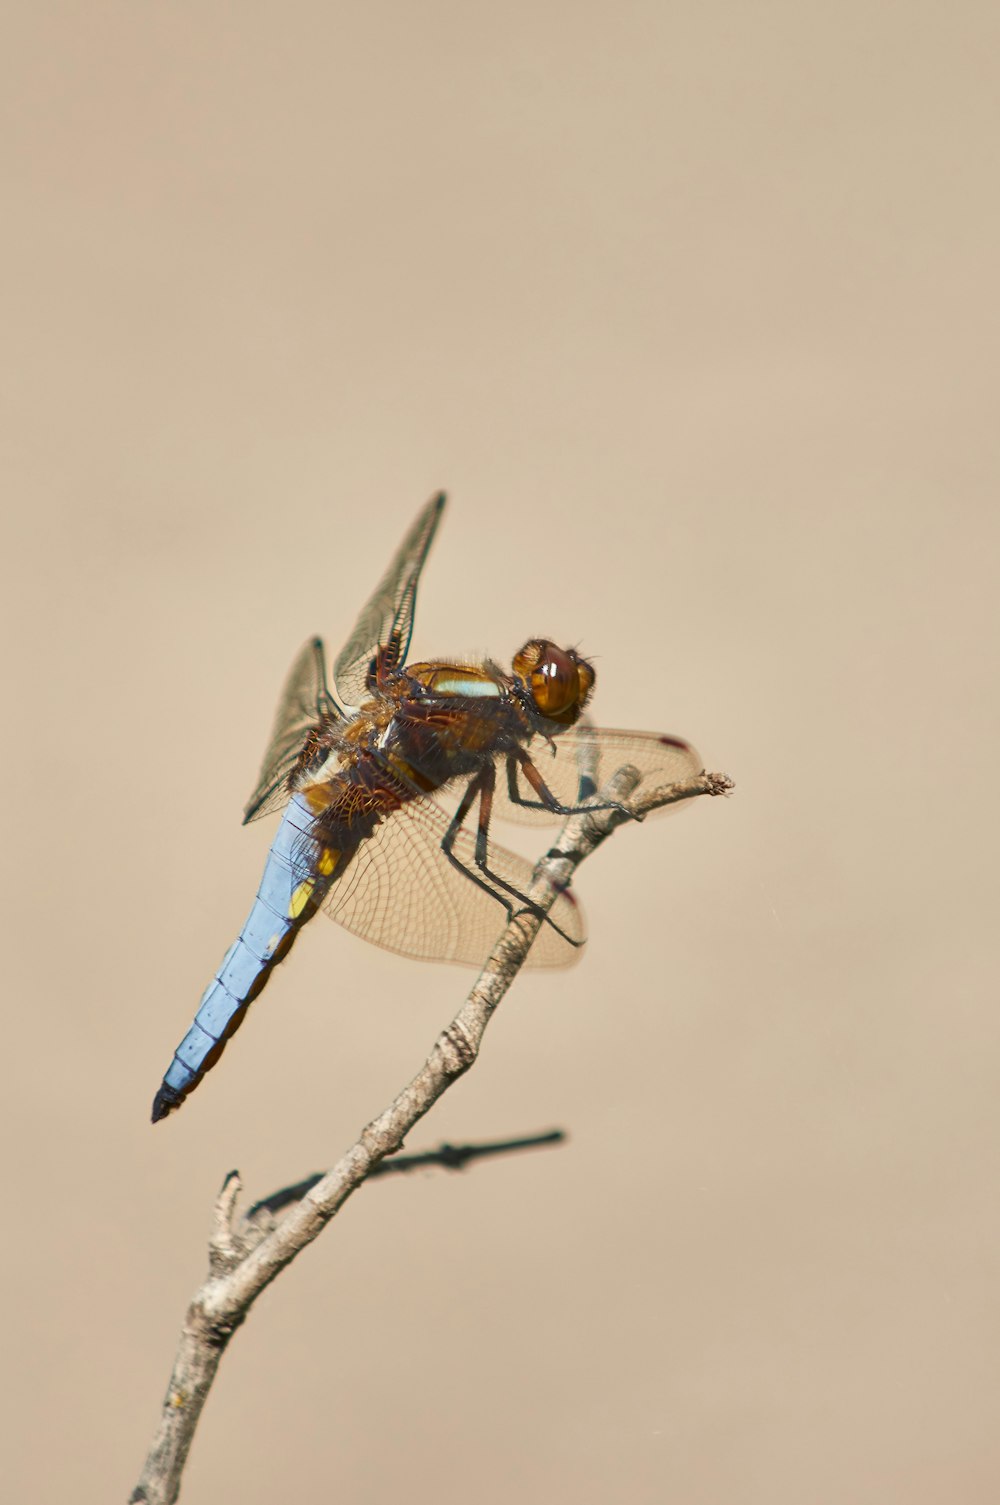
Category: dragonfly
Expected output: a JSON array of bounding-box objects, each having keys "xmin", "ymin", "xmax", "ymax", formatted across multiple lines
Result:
[{"xmin": 151, "ymin": 493, "xmax": 702, "ymax": 1121}]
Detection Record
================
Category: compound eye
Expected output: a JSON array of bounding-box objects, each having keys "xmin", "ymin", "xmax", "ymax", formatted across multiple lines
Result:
[{"xmin": 512, "ymin": 640, "xmax": 595, "ymax": 722}]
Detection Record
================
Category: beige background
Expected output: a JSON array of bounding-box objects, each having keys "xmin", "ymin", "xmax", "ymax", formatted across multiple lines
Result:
[{"xmin": 4, "ymin": 3, "xmax": 999, "ymax": 1501}]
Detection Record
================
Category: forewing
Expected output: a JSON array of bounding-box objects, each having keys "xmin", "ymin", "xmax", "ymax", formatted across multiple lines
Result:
[
  {"xmin": 243, "ymin": 637, "xmax": 342, "ymax": 824},
  {"xmin": 319, "ymin": 794, "xmax": 584, "ymax": 968},
  {"xmin": 333, "ymin": 492, "xmax": 446, "ymax": 710},
  {"xmin": 492, "ymin": 721, "xmax": 703, "ymax": 826}
]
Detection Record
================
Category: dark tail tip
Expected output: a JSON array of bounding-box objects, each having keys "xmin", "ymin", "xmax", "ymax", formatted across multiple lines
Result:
[{"xmin": 151, "ymin": 1086, "xmax": 182, "ymax": 1124}]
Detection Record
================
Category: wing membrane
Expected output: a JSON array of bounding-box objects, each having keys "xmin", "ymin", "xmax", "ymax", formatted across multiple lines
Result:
[
  {"xmin": 243, "ymin": 637, "xmax": 342, "ymax": 824},
  {"xmin": 332, "ymin": 492, "xmax": 446, "ymax": 710},
  {"xmin": 317, "ymin": 792, "xmax": 584, "ymax": 968},
  {"xmin": 493, "ymin": 722, "xmax": 703, "ymax": 826}
]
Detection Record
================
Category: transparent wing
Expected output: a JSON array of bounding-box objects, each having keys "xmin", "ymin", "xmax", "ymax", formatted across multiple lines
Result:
[
  {"xmin": 243, "ymin": 637, "xmax": 343, "ymax": 824},
  {"xmin": 316, "ymin": 792, "xmax": 585, "ymax": 968},
  {"xmin": 491, "ymin": 721, "xmax": 703, "ymax": 826},
  {"xmin": 332, "ymin": 491, "xmax": 446, "ymax": 711}
]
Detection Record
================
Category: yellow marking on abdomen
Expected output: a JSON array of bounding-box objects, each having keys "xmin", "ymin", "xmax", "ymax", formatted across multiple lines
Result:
[
  {"xmin": 289, "ymin": 850, "xmax": 341, "ymax": 918},
  {"xmin": 289, "ymin": 879, "xmax": 315, "ymax": 920},
  {"xmin": 304, "ymin": 782, "xmax": 335, "ymax": 814}
]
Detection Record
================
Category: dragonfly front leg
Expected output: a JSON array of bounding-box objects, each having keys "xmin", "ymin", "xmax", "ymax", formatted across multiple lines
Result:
[
  {"xmin": 505, "ymin": 747, "xmax": 631, "ymax": 819},
  {"xmin": 443, "ymin": 763, "xmax": 582, "ymax": 949}
]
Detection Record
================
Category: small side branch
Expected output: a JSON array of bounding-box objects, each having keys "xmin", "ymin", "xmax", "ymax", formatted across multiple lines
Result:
[{"xmin": 130, "ymin": 769, "xmax": 731, "ymax": 1505}]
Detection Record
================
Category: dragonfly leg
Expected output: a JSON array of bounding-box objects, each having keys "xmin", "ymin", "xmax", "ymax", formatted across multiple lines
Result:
[
  {"xmin": 441, "ymin": 769, "xmax": 517, "ymax": 921},
  {"xmin": 506, "ymin": 748, "xmax": 632, "ymax": 819},
  {"xmin": 444, "ymin": 765, "xmax": 582, "ymax": 950}
]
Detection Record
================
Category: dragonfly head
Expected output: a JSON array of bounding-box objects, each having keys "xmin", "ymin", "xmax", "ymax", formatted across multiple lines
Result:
[{"xmin": 511, "ymin": 640, "xmax": 595, "ymax": 726}]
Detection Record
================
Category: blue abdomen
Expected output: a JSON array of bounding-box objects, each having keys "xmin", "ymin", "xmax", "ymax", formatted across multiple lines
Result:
[{"xmin": 151, "ymin": 795, "xmax": 319, "ymax": 1122}]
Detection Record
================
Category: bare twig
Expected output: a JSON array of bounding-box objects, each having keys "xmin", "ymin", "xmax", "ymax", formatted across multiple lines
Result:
[{"xmin": 130, "ymin": 769, "xmax": 731, "ymax": 1504}]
